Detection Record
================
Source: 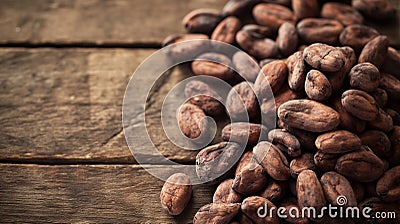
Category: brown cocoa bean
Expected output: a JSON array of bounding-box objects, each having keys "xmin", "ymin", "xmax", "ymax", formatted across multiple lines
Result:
[
  {"xmin": 284, "ymin": 126, "xmax": 318, "ymax": 152},
  {"xmin": 303, "ymin": 43, "xmax": 345, "ymax": 72},
  {"xmin": 178, "ymin": 103, "xmax": 210, "ymax": 144},
  {"xmin": 211, "ymin": 16, "xmax": 242, "ymax": 45},
  {"xmin": 253, "ymin": 3, "xmax": 297, "ymax": 31},
  {"xmin": 287, "ymin": 51, "xmax": 307, "ymax": 92},
  {"xmin": 371, "ymin": 88, "xmax": 388, "ymax": 108},
  {"xmin": 352, "ymin": 0, "xmax": 396, "ymax": 20},
  {"xmin": 292, "ymin": 0, "xmax": 319, "ymax": 19},
  {"xmin": 331, "ymin": 96, "xmax": 366, "ymax": 133},
  {"xmin": 360, "ymin": 130, "xmax": 391, "ymax": 158},
  {"xmin": 314, "ymin": 151, "xmax": 340, "ymax": 173},
  {"xmin": 222, "ymin": 0, "xmax": 259, "ymax": 17},
  {"xmin": 162, "ymin": 34, "xmax": 209, "ymax": 61},
  {"xmin": 326, "ymin": 46, "xmax": 357, "ymax": 93},
  {"xmin": 235, "ymin": 151, "xmax": 254, "ymax": 175},
  {"xmin": 320, "ymin": 171, "xmax": 357, "ymax": 206},
  {"xmin": 268, "ymin": 129, "xmax": 301, "ymax": 157},
  {"xmin": 196, "ymin": 142, "xmax": 243, "ymax": 183},
  {"xmin": 279, "ymin": 198, "xmax": 309, "ymax": 224},
  {"xmin": 185, "ymin": 80, "xmax": 225, "ymax": 116},
  {"xmin": 236, "ymin": 25, "xmax": 279, "ymax": 60},
  {"xmin": 349, "ymin": 62, "xmax": 380, "ymax": 92},
  {"xmin": 222, "ymin": 122, "xmax": 268, "ymax": 146},
  {"xmin": 278, "ymin": 99, "xmax": 340, "ymax": 132},
  {"xmin": 276, "ymin": 22, "xmax": 298, "ymax": 57},
  {"xmin": 359, "ymin": 35, "xmax": 389, "ymax": 68},
  {"xmin": 233, "ymin": 161, "xmax": 268, "ymax": 195},
  {"xmin": 241, "ymin": 196, "xmax": 280, "ymax": 224},
  {"xmin": 339, "ymin": 24, "xmax": 379, "ymax": 51},
  {"xmin": 192, "ymin": 53, "xmax": 236, "ymax": 81},
  {"xmin": 160, "ymin": 173, "xmax": 192, "ymax": 215},
  {"xmin": 380, "ymin": 72, "xmax": 400, "ymax": 100},
  {"xmin": 254, "ymin": 60, "xmax": 288, "ymax": 98},
  {"xmin": 297, "ymin": 18, "xmax": 343, "ymax": 45},
  {"xmin": 335, "ymin": 149, "xmax": 384, "ymax": 182},
  {"xmin": 382, "ymin": 47, "xmax": 400, "ymax": 79},
  {"xmin": 341, "ymin": 89, "xmax": 379, "ymax": 121},
  {"xmin": 321, "ymin": 2, "xmax": 364, "ymax": 26},
  {"xmin": 193, "ymin": 202, "xmax": 240, "ymax": 224},
  {"xmin": 376, "ymin": 166, "xmax": 400, "ymax": 202},
  {"xmin": 183, "ymin": 8, "xmax": 222, "ymax": 34},
  {"xmin": 290, "ymin": 153, "xmax": 317, "ymax": 178},
  {"xmin": 253, "ymin": 141, "xmax": 291, "ymax": 181},
  {"xmin": 305, "ymin": 69, "xmax": 332, "ymax": 101},
  {"xmin": 351, "ymin": 182, "xmax": 365, "ymax": 203},
  {"xmin": 388, "ymin": 126, "xmax": 400, "ymax": 167},
  {"xmin": 226, "ymin": 81, "xmax": 260, "ymax": 122},
  {"xmin": 232, "ymin": 51, "xmax": 260, "ymax": 82},
  {"xmin": 259, "ymin": 180, "xmax": 288, "ymax": 203},
  {"xmin": 368, "ymin": 108, "xmax": 394, "ymax": 133},
  {"xmin": 213, "ymin": 179, "xmax": 242, "ymax": 203},
  {"xmin": 386, "ymin": 108, "xmax": 400, "ymax": 125},
  {"xmin": 296, "ymin": 170, "xmax": 327, "ymax": 211},
  {"xmin": 315, "ymin": 130, "xmax": 362, "ymax": 154}
]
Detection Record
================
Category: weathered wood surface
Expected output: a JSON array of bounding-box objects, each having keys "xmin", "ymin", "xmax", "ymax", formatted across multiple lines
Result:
[
  {"xmin": 0, "ymin": 0, "xmax": 226, "ymax": 46},
  {"xmin": 0, "ymin": 0, "xmax": 399, "ymax": 46},
  {"xmin": 0, "ymin": 48, "xmax": 200, "ymax": 164},
  {"xmin": 0, "ymin": 164, "xmax": 214, "ymax": 223}
]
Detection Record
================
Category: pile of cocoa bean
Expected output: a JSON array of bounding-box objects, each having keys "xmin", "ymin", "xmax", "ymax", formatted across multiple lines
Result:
[{"xmin": 159, "ymin": 0, "xmax": 400, "ymax": 223}]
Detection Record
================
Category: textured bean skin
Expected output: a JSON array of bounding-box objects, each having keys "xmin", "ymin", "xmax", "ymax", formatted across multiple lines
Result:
[
  {"xmin": 341, "ymin": 89, "xmax": 379, "ymax": 121},
  {"xmin": 303, "ymin": 43, "xmax": 345, "ymax": 72},
  {"xmin": 193, "ymin": 202, "xmax": 240, "ymax": 224},
  {"xmin": 297, "ymin": 18, "xmax": 343, "ymax": 45},
  {"xmin": 321, "ymin": 2, "xmax": 364, "ymax": 26},
  {"xmin": 160, "ymin": 173, "xmax": 192, "ymax": 215},
  {"xmin": 320, "ymin": 171, "xmax": 357, "ymax": 206},
  {"xmin": 315, "ymin": 130, "xmax": 361, "ymax": 154},
  {"xmin": 305, "ymin": 69, "xmax": 332, "ymax": 101},
  {"xmin": 359, "ymin": 35, "xmax": 389, "ymax": 68},
  {"xmin": 253, "ymin": 3, "xmax": 297, "ymax": 31},
  {"xmin": 297, "ymin": 170, "xmax": 327, "ymax": 211}
]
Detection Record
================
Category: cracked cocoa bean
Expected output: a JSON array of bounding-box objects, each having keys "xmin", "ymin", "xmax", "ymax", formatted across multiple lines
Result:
[
  {"xmin": 303, "ymin": 43, "xmax": 345, "ymax": 72},
  {"xmin": 349, "ymin": 62, "xmax": 380, "ymax": 92},
  {"xmin": 193, "ymin": 202, "xmax": 240, "ymax": 224},
  {"xmin": 160, "ymin": 173, "xmax": 192, "ymax": 215},
  {"xmin": 213, "ymin": 179, "xmax": 242, "ymax": 203}
]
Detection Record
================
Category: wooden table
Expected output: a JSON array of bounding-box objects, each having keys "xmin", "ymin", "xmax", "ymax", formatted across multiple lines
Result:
[{"xmin": 0, "ymin": 0, "xmax": 399, "ymax": 223}]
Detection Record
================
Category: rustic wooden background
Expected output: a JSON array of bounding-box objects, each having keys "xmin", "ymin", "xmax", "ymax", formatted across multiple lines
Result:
[{"xmin": 0, "ymin": 0, "xmax": 399, "ymax": 223}]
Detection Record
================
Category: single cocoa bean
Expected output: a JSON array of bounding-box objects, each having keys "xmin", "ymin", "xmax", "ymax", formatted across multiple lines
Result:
[
  {"xmin": 232, "ymin": 51, "xmax": 260, "ymax": 82},
  {"xmin": 253, "ymin": 3, "xmax": 297, "ymax": 31},
  {"xmin": 290, "ymin": 153, "xmax": 317, "ymax": 178},
  {"xmin": 253, "ymin": 141, "xmax": 291, "ymax": 180},
  {"xmin": 233, "ymin": 161, "xmax": 269, "ymax": 195},
  {"xmin": 278, "ymin": 99, "xmax": 340, "ymax": 132},
  {"xmin": 341, "ymin": 89, "xmax": 379, "ymax": 121},
  {"xmin": 352, "ymin": 0, "xmax": 396, "ymax": 20},
  {"xmin": 368, "ymin": 108, "xmax": 394, "ymax": 133},
  {"xmin": 339, "ymin": 24, "xmax": 379, "ymax": 52},
  {"xmin": 241, "ymin": 196, "xmax": 280, "ymax": 224},
  {"xmin": 287, "ymin": 51, "xmax": 307, "ymax": 92},
  {"xmin": 314, "ymin": 151, "xmax": 340, "ymax": 173},
  {"xmin": 296, "ymin": 170, "xmax": 327, "ymax": 211},
  {"xmin": 196, "ymin": 142, "xmax": 243, "ymax": 183},
  {"xmin": 192, "ymin": 53, "xmax": 236, "ymax": 81},
  {"xmin": 226, "ymin": 81, "xmax": 260, "ymax": 122},
  {"xmin": 178, "ymin": 103, "xmax": 210, "ymax": 145},
  {"xmin": 268, "ymin": 129, "xmax": 301, "ymax": 157},
  {"xmin": 160, "ymin": 173, "xmax": 192, "ymax": 215},
  {"xmin": 297, "ymin": 18, "xmax": 343, "ymax": 45},
  {"xmin": 320, "ymin": 171, "xmax": 357, "ymax": 206},
  {"xmin": 359, "ymin": 35, "xmax": 389, "ymax": 68},
  {"xmin": 211, "ymin": 16, "xmax": 242, "ymax": 45},
  {"xmin": 292, "ymin": 0, "xmax": 319, "ymax": 19},
  {"xmin": 376, "ymin": 166, "xmax": 400, "ymax": 202},
  {"xmin": 162, "ymin": 34, "xmax": 209, "ymax": 61},
  {"xmin": 371, "ymin": 88, "xmax": 388, "ymax": 108},
  {"xmin": 360, "ymin": 130, "xmax": 391, "ymax": 158},
  {"xmin": 335, "ymin": 149, "xmax": 384, "ymax": 182},
  {"xmin": 380, "ymin": 72, "xmax": 400, "ymax": 100},
  {"xmin": 303, "ymin": 43, "xmax": 345, "ymax": 72},
  {"xmin": 254, "ymin": 60, "xmax": 288, "ymax": 98},
  {"xmin": 185, "ymin": 80, "xmax": 225, "ymax": 116},
  {"xmin": 305, "ymin": 69, "xmax": 332, "ymax": 101},
  {"xmin": 331, "ymin": 96, "xmax": 366, "ymax": 133},
  {"xmin": 326, "ymin": 46, "xmax": 357, "ymax": 93},
  {"xmin": 259, "ymin": 179, "xmax": 288, "ymax": 203},
  {"xmin": 213, "ymin": 179, "xmax": 242, "ymax": 203},
  {"xmin": 382, "ymin": 47, "xmax": 400, "ymax": 79},
  {"xmin": 183, "ymin": 8, "xmax": 222, "ymax": 34},
  {"xmin": 315, "ymin": 130, "xmax": 362, "ymax": 154},
  {"xmin": 349, "ymin": 62, "xmax": 380, "ymax": 92},
  {"xmin": 235, "ymin": 151, "xmax": 254, "ymax": 175},
  {"xmin": 321, "ymin": 2, "xmax": 364, "ymax": 26},
  {"xmin": 221, "ymin": 122, "xmax": 268, "ymax": 146},
  {"xmin": 193, "ymin": 202, "xmax": 240, "ymax": 224},
  {"xmin": 276, "ymin": 22, "xmax": 298, "ymax": 57}
]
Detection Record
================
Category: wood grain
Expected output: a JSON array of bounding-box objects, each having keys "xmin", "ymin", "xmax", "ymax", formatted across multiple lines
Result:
[
  {"xmin": 0, "ymin": 48, "xmax": 200, "ymax": 164},
  {"xmin": 0, "ymin": 0, "xmax": 226, "ymax": 46},
  {"xmin": 0, "ymin": 164, "xmax": 214, "ymax": 223}
]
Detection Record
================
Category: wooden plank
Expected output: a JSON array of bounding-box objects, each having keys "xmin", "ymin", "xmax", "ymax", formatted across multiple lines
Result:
[
  {"xmin": 0, "ymin": 0, "xmax": 399, "ymax": 46},
  {"xmin": 0, "ymin": 0, "xmax": 226, "ymax": 46},
  {"xmin": 0, "ymin": 164, "xmax": 214, "ymax": 223},
  {"xmin": 0, "ymin": 48, "xmax": 199, "ymax": 163}
]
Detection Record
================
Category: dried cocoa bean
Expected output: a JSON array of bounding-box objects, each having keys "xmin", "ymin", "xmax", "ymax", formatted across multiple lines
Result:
[
  {"xmin": 359, "ymin": 35, "xmax": 389, "ymax": 68},
  {"xmin": 376, "ymin": 166, "xmax": 400, "ymax": 202},
  {"xmin": 276, "ymin": 22, "xmax": 298, "ymax": 57},
  {"xmin": 226, "ymin": 81, "xmax": 260, "ymax": 122},
  {"xmin": 211, "ymin": 16, "xmax": 242, "ymax": 45},
  {"xmin": 297, "ymin": 18, "xmax": 343, "ymax": 45},
  {"xmin": 221, "ymin": 122, "xmax": 268, "ymax": 146},
  {"xmin": 315, "ymin": 130, "xmax": 362, "ymax": 154},
  {"xmin": 352, "ymin": 0, "xmax": 396, "ymax": 20},
  {"xmin": 185, "ymin": 80, "xmax": 225, "ymax": 116},
  {"xmin": 360, "ymin": 130, "xmax": 391, "ymax": 158},
  {"xmin": 290, "ymin": 153, "xmax": 317, "ymax": 178},
  {"xmin": 305, "ymin": 69, "xmax": 332, "ymax": 101},
  {"xmin": 339, "ymin": 24, "xmax": 379, "ymax": 52},
  {"xmin": 292, "ymin": 0, "xmax": 319, "ymax": 19},
  {"xmin": 341, "ymin": 89, "xmax": 379, "ymax": 121},
  {"xmin": 321, "ymin": 2, "xmax": 364, "ymax": 26},
  {"xmin": 349, "ymin": 62, "xmax": 380, "ymax": 92},
  {"xmin": 192, "ymin": 53, "xmax": 236, "ymax": 81},
  {"xmin": 253, "ymin": 3, "xmax": 297, "ymax": 31},
  {"xmin": 183, "ymin": 9, "xmax": 222, "ymax": 34},
  {"xmin": 254, "ymin": 60, "xmax": 288, "ymax": 98},
  {"xmin": 232, "ymin": 51, "xmax": 260, "ymax": 82},
  {"xmin": 241, "ymin": 196, "xmax": 280, "ymax": 224},
  {"xmin": 233, "ymin": 161, "xmax": 268, "ymax": 195},
  {"xmin": 193, "ymin": 202, "xmax": 240, "ymax": 224},
  {"xmin": 303, "ymin": 43, "xmax": 345, "ymax": 72},
  {"xmin": 213, "ymin": 179, "xmax": 242, "ymax": 203},
  {"xmin": 296, "ymin": 170, "xmax": 327, "ymax": 211},
  {"xmin": 160, "ymin": 173, "xmax": 192, "ymax": 215},
  {"xmin": 259, "ymin": 179, "xmax": 288, "ymax": 203},
  {"xmin": 320, "ymin": 171, "xmax": 357, "ymax": 206},
  {"xmin": 268, "ymin": 129, "xmax": 301, "ymax": 157},
  {"xmin": 178, "ymin": 103, "xmax": 210, "ymax": 144},
  {"xmin": 287, "ymin": 51, "xmax": 307, "ymax": 92}
]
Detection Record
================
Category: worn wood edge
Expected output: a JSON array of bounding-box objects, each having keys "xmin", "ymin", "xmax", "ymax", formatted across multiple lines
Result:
[{"xmin": 0, "ymin": 163, "xmax": 215, "ymax": 223}]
